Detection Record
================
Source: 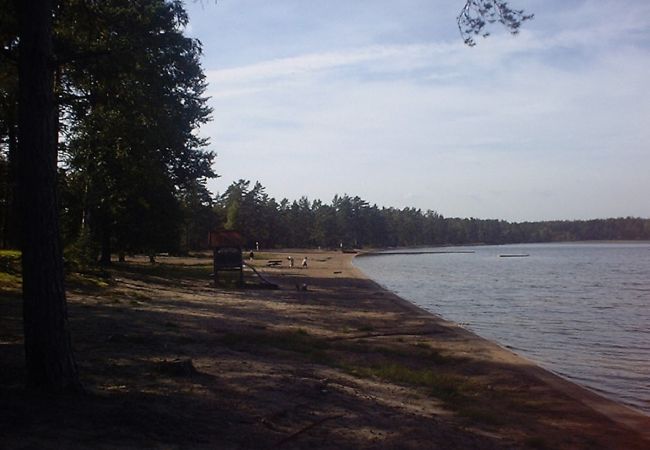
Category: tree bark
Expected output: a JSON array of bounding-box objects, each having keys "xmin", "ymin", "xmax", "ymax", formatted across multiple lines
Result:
[
  {"xmin": 99, "ymin": 208, "xmax": 112, "ymax": 265},
  {"xmin": 18, "ymin": 0, "xmax": 81, "ymax": 392}
]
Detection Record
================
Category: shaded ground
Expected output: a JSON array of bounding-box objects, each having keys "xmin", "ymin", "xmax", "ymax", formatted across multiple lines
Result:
[{"xmin": 1, "ymin": 250, "xmax": 649, "ymax": 449}]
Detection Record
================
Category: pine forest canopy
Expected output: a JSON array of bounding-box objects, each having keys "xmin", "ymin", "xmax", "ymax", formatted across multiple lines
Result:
[
  {"xmin": 215, "ymin": 180, "xmax": 650, "ymax": 250},
  {"xmin": 2, "ymin": 0, "xmax": 216, "ymax": 259}
]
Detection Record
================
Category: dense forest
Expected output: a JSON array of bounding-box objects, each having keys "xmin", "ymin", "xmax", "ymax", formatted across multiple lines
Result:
[
  {"xmin": 1, "ymin": 0, "xmax": 215, "ymax": 265},
  {"xmin": 4, "ymin": 160, "xmax": 650, "ymax": 257},
  {"xmin": 208, "ymin": 180, "xmax": 650, "ymax": 251}
]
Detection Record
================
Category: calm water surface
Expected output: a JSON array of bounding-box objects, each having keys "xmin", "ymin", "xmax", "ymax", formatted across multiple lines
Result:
[{"xmin": 354, "ymin": 243, "xmax": 650, "ymax": 414}]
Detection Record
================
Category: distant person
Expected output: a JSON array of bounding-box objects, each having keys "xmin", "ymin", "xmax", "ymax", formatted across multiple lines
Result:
[
  {"xmin": 288, "ymin": 256, "xmax": 294, "ymax": 268},
  {"xmin": 256, "ymin": 241, "xmax": 259, "ymax": 251},
  {"xmin": 302, "ymin": 256, "xmax": 308, "ymax": 269},
  {"xmin": 249, "ymin": 251, "xmax": 254, "ymax": 261}
]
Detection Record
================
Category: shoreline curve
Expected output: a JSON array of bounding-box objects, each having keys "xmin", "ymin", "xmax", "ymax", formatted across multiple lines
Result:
[{"xmin": 347, "ymin": 252, "xmax": 650, "ymax": 440}]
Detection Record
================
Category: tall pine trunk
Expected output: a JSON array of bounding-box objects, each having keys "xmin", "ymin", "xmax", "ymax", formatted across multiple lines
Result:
[
  {"xmin": 18, "ymin": 0, "xmax": 81, "ymax": 392},
  {"xmin": 99, "ymin": 206, "xmax": 112, "ymax": 265}
]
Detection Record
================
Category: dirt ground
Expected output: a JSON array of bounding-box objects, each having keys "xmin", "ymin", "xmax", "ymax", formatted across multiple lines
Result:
[{"xmin": 1, "ymin": 250, "xmax": 649, "ymax": 449}]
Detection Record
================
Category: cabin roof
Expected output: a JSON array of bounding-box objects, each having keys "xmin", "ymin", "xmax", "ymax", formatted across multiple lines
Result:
[{"xmin": 208, "ymin": 230, "xmax": 244, "ymax": 248}]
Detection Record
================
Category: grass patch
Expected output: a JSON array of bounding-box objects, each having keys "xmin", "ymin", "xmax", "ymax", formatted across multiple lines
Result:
[
  {"xmin": 220, "ymin": 329, "xmax": 331, "ymax": 362},
  {"xmin": 66, "ymin": 272, "xmax": 111, "ymax": 290},
  {"xmin": 411, "ymin": 344, "xmax": 457, "ymax": 365},
  {"xmin": 457, "ymin": 406, "xmax": 506, "ymax": 426},
  {"xmin": 1, "ymin": 249, "xmax": 113, "ymax": 293},
  {"xmin": 0, "ymin": 250, "xmax": 20, "ymax": 271},
  {"xmin": 0, "ymin": 250, "xmax": 21, "ymax": 294},
  {"xmin": 338, "ymin": 341, "xmax": 456, "ymax": 367},
  {"xmin": 343, "ymin": 362, "xmax": 469, "ymax": 401},
  {"xmin": 248, "ymin": 252, "xmax": 277, "ymax": 260},
  {"xmin": 114, "ymin": 262, "xmax": 212, "ymax": 282},
  {"xmin": 0, "ymin": 271, "xmax": 21, "ymax": 294}
]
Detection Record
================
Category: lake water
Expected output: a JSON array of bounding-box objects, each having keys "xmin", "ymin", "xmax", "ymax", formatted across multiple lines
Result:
[{"xmin": 354, "ymin": 242, "xmax": 650, "ymax": 414}]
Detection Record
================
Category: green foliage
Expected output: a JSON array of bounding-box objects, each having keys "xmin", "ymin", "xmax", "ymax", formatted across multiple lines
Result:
[
  {"xmin": 216, "ymin": 180, "xmax": 281, "ymax": 249},
  {"xmin": 115, "ymin": 261, "xmax": 212, "ymax": 282},
  {"xmin": 216, "ymin": 180, "xmax": 650, "ymax": 249},
  {"xmin": 56, "ymin": 0, "xmax": 216, "ymax": 259},
  {"xmin": 63, "ymin": 228, "xmax": 99, "ymax": 272},
  {"xmin": 345, "ymin": 363, "xmax": 468, "ymax": 400},
  {"xmin": 2, "ymin": 0, "xmax": 220, "ymax": 255},
  {"xmin": 0, "ymin": 249, "xmax": 19, "ymax": 271},
  {"xmin": 0, "ymin": 249, "xmax": 20, "ymax": 293},
  {"xmin": 220, "ymin": 329, "xmax": 331, "ymax": 362},
  {"xmin": 458, "ymin": 0, "xmax": 534, "ymax": 47}
]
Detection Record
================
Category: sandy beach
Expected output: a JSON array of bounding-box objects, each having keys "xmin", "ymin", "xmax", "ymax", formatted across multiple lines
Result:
[{"xmin": 1, "ymin": 250, "xmax": 649, "ymax": 449}]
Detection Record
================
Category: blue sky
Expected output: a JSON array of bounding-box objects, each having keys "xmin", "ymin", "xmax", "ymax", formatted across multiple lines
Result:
[{"xmin": 184, "ymin": 0, "xmax": 650, "ymax": 221}]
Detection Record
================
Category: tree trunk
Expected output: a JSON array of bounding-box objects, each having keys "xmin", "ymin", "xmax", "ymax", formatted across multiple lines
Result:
[
  {"xmin": 99, "ymin": 209, "xmax": 112, "ymax": 265},
  {"xmin": 18, "ymin": 0, "xmax": 81, "ymax": 392}
]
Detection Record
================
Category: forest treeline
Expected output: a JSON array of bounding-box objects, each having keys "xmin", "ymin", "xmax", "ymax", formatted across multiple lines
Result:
[
  {"xmin": 3, "ymin": 157, "xmax": 650, "ymax": 256},
  {"xmin": 209, "ymin": 180, "xmax": 650, "ymax": 250},
  {"xmin": 6, "ymin": 167, "xmax": 650, "ymax": 258}
]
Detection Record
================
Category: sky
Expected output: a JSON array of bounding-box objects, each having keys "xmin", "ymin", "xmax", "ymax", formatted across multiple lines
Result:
[{"xmin": 183, "ymin": 0, "xmax": 650, "ymax": 222}]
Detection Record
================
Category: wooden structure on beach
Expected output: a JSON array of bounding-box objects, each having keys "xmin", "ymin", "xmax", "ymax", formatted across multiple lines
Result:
[{"xmin": 208, "ymin": 230, "xmax": 244, "ymax": 286}]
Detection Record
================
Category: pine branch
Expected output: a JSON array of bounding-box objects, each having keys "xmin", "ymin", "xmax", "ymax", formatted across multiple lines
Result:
[{"xmin": 458, "ymin": 0, "xmax": 534, "ymax": 47}]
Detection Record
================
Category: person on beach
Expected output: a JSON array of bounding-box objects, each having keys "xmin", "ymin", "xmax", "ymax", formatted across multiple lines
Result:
[
  {"xmin": 249, "ymin": 251, "xmax": 254, "ymax": 261},
  {"xmin": 302, "ymin": 256, "xmax": 308, "ymax": 269},
  {"xmin": 287, "ymin": 256, "xmax": 294, "ymax": 268}
]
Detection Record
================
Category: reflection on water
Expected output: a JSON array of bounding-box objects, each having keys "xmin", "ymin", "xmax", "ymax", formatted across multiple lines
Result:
[{"xmin": 354, "ymin": 242, "xmax": 650, "ymax": 414}]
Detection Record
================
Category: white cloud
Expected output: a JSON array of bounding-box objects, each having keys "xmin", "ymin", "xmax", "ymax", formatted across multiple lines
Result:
[{"xmin": 198, "ymin": 0, "xmax": 650, "ymax": 220}]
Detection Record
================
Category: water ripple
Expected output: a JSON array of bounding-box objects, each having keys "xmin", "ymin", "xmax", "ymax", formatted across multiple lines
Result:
[{"xmin": 356, "ymin": 242, "xmax": 650, "ymax": 414}]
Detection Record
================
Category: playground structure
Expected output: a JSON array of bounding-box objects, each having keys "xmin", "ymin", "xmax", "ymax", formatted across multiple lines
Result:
[
  {"xmin": 208, "ymin": 230, "xmax": 278, "ymax": 289},
  {"xmin": 208, "ymin": 230, "xmax": 244, "ymax": 287}
]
